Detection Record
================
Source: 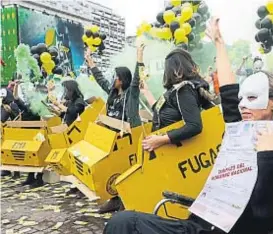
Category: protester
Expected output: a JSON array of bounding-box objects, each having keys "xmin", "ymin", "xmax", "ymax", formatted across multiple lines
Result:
[
  {"xmin": 140, "ymin": 48, "xmax": 214, "ymax": 152},
  {"xmin": 48, "ymin": 79, "xmax": 86, "ymax": 195},
  {"xmin": 85, "ymin": 44, "xmax": 144, "ymax": 213},
  {"xmin": 103, "ymin": 17, "xmax": 273, "ymax": 234}
]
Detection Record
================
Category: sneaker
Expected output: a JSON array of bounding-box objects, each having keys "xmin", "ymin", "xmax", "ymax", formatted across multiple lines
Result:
[
  {"xmin": 22, "ymin": 173, "xmax": 36, "ymax": 186},
  {"xmin": 98, "ymin": 196, "xmax": 123, "ymax": 214},
  {"xmin": 66, "ymin": 187, "xmax": 79, "ymax": 195},
  {"xmin": 29, "ymin": 179, "xmax": 44, "ymax": 189},
  {"xmin": 12, "ymin": 172, "xmax": 20, "ymax": 179},
  {"xmin": 1, "ymin": 170, "xmax": 11, "ymax": 177}
]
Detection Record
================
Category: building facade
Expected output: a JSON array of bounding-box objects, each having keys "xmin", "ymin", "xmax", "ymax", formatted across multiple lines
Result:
[{"xmin": 2, "ymin": 0, "xmax": 126, "ymax": 72}]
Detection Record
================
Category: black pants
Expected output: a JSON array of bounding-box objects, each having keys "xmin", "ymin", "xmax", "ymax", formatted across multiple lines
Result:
[{"xmin": 103, "ymin": 211, "xmax": 216, "ymax": 234}]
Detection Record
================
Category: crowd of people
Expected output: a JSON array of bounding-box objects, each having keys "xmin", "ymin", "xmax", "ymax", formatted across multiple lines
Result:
[{"xmin": 1, "ymin": 17, "xmax": 273, "ymax": 234}]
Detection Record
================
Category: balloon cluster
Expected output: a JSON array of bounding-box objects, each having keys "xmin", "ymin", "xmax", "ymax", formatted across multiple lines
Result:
[
  {"xmin": 82, "ymin": 25, "xmax": 107, "ymax": 54},
  {"xmin": 255, "ymin": 0, "xmax": 273, "ymax": 54},
  {"xmin": 30, "ymin": 43, "xmax": 63, "ymax": 75},
  {"xmin": 137, "ymin": 0, "xmax": 210, "ymax": 51}
]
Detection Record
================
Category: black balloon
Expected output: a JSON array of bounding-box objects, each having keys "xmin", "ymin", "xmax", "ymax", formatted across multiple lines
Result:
[
  {"xmin": 165, "ymin": 3, "xmax": 173, "ymax": 11},
  {"xmin": 153, "ymin": 22, "xmax": 161, "ymax": 28},
  {"xmin": 48, "ymin": 46, "xmax": 58, "ymax": 58},
  {"xmin": 197, "ymin": 22, "xmax": 206, "ymax": 32},
  {"xmin": 192, "ymin": 0, "xmax": 201, "ymax": 6},
  {"xmin": 257, "ymin": 5, "xmax": 269, "ymax": 19},
  {"xmin": 36, "ymin": 43, "xmax": 48, "ymax": 54},
  {"xmin": 53, "ymin": 57, "xmax": 60, "ymax": 65},
  {"xmin": 172, "ymin": 6, "xmax": 181, "ymax": 16},
  {"xmin": 98, "ymin": 42, "xmax": 106, "ymax": 54},
  {"xmin": 188, "ymin": 32, "xmax": 195, "ymax": 42},
  {"xmin": 53, "ymin": 66, "xmax": 63, "ymax": 75},
  {"xmin": 193, "ymin": 13, "xmax": 202, "ymax": 25},
  {"xmin": 93, "ymin": 32, "xmax": 99, "ymax": 38},
  {"xmin": 203, "ymin": 12, "xmax": 210, "ymax": 21},
  {"xmin": 170, "ymin": 21, "xmax": 180, "ymax": 34},
  {"xmin": 197, "ymin": 1, "xmax": 208, "ymax": 15},
  {"xmin": 255, "ymin": 19, "xmax": 262, "ymax": 29},
  {"xmin": 261, "ymin": 17, "xmax": 272, "ymax": 29},
  {"xmin": 188, "ymin": 18, "xmax": 196, "ymax": 28},
  {"xmin": 32, "ymin": 54, "xmax": 40, "ymax": 61},
  {"xmin": 257, "ymin": 28, "xmax": 271, "ymax": 42},
  {"xmin": 255, "ymin": 33, "xmax": 260, "ymax": 42},
  {"xmin": 261, "ymin": 43, "xmax": 272, "ymax": 53},
  {"xmin": 100, "ymin": 33, "xmax": 107, "ymax": 40},
  {"xmin": 85, "ymin": 30, "xmax": 93, "ymax": 38},
  {"xmin": 30, "ymin": 46, "xmax": 38, "ymax": 54},
  {"xmin": 156, "ymin": 11, "xmax": 165, "ymax": 25}
]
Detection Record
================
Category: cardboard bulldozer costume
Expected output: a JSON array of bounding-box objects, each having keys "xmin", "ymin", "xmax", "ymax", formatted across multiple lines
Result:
[
  {"xmin": 116, "ymin": 106, "xmax": 225, "ymax": 219},
  {"xmin": 45, "ymin": 98, "xmax": 105, "ymax": 176},
  {"xmin": 1, "ymin": 116, "xmax": 61, "ymax": 170},
  {"xmin": 68, "ymin": 115, "xmax": 152, "ymax": 202}
]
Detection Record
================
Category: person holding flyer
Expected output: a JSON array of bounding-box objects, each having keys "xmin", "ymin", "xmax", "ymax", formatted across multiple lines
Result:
[{"xmin": 103, "ymin": 18, "xmax": 273, "ymax": 234}]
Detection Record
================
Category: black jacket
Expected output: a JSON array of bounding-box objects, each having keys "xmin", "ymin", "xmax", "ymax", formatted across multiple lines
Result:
[
  {"xmin": 152, "ymin": 80, "xmax": 213, "ymax": 145},
  {"xmin": 218, "ymin": 84, "xmax": 273, "ymax": 234},
  {"xmin": 91, "ymin": 63, "xmax": 143, "ymax": 128}
]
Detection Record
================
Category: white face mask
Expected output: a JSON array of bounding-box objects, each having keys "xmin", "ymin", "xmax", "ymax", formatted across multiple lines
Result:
[
  {"xmin": 238, "ymin": 72, "xmax": 269, "ymax": 110},
  {"xmin": 253, "ymin": 60, "xmax": 263, "ymax": 72}
]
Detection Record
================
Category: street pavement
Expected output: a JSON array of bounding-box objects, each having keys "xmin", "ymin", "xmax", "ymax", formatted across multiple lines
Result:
[{"xmin": 1, "ymin": 174, "xmax": 110, "ymax": 234}]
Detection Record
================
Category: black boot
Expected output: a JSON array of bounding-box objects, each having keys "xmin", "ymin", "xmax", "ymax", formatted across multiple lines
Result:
[
  {"xmin": 22, "ymin": 173, "xmax": 35, "ymax": 186},
  {"xmin": 98, "ymin": 196, "xmax": 123, "ymax": 214},
  {"xmin": 12, "ymin": 171, "xmax": 20, "ymax": 179},
  {"xmin": 30, "ymin": 173, "xmax": 44, "ymax": 189},
  {"xmin": 1, "ymin": 170, "xmax": 11, "ymax": 177}
]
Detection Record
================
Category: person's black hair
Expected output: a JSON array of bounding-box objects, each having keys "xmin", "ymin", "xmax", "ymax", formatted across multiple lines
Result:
[
  {"xmin": 2, "ymin": 88, "xmax": 15, "ymax": 105},
  {"xmin": 115, "ymin": 66, "xmax": 132, "ymax": 91},
  {"xmin": 163, "ymin": 48, "xmax": 215, "ymax": 101},
  {"xmin": 62, "ymin": 80, "xmax": 84, "ymax": 101},
  {"xmin": 253, "ymin": 56, "xmax": 262, "ymax": 63}
]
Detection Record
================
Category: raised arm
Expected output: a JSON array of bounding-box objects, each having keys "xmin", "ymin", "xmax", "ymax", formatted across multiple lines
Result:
[
  {"xmin": 206, "ymin": 17, "xmax": 241, "ymax": 123},
  {"xmin": 206, "ymin": 18, "xmax": 236, "ymax": 87},
  {"xmin": 85, "ymin": 50, "xmax": 111, "ymax": 94}
]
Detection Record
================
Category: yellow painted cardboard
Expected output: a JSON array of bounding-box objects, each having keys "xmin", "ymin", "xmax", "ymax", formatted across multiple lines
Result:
[
  {"xmin": 45, "ymin": 98, "xmax": 106, "ymax": 176},
  {"xmin": 69, "ymin": 121, "xmax": 152, "ymax": 202},
  {"xmin": 116, "ymin": 106, "xmax": 225, "ymax": 219}
]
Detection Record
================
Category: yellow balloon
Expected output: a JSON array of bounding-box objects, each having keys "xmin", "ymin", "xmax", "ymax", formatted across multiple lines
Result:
[
  {"xmin": 43, "ymin": 60, "xmax": 55, "ymax": 72},
  {"xmin": 266, "ymin": 0, "xmax": 273, "ymax": 14},
  {"xmin": 176, "ymin": 36, "xmax": 188, "ymax": 44},
  {"xmin": 163, "ymin": 10, "xmax": 176, "ymax": 25},
  {"xmin": 181, "ymin": 6, "xmax": 193, "ymax": 22},
  {"xmin": 149, "ymin": 27, "xmax": 157, "ymax": 37},
  {"xmin": 141, "ymin": 21, "xmax": 152, "ymax": 32},
  {"xmin": 193, "ymin": 4, "xmax": 199, "ymax": 13},
  {"xmin": 89, "ymin": 45, "xmax": 97, "ymax": 52},
  {"xmin": 174, "ymin": 28, "xmax": 186, "ymax": 41},
  {"xmin": 93, "ymin": 37, "xmax": 102, "ymax": 46},
  {"xmin": 90, "ymin": 25, "xmax": 100, "ymax": 33},
  {"xmin": 258, "ymin": 46, "xmax": 265, "ymax": 54},
  {"xmin": 86, "ymin": 37, "xmax": 94, "ymax": 46},
  {"xmin": 162, "ymin": 27, "xmax": 172, "ymax": 40},
  {"xmin": 171, "ymin": 0, "xmax": 182, "ymax": 7},
  {"xmin": 182, "ymin": 23, "xmax": 192, "ymax": 35},
  {"xmin": 82, "ymin": 34, "xmax": 88, "ymax": 42},
  {"xmin": 40, "ymin": 52, "xmax": 52, "ymax": 63},
  {"xmin": 181, "ymin": 3, "xmax": 192, "ymax": 9},
  {"xmin": 136, "ymin": 27, "xmax": 143, "ymax": 37}
]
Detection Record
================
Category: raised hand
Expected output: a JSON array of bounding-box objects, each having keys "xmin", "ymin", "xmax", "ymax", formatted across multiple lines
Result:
[{"xmin": 205, "ymin": 17, "xmax": 223, "ymax": 44}]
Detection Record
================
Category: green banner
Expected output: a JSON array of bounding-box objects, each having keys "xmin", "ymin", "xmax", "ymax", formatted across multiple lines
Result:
[{"xmin": 1, "ymin": 6, "xmax": 19, "ymax": 86}]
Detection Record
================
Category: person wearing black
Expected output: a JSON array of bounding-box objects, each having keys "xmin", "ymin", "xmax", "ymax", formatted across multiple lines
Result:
[
  {"xmin": 103, "ymin": 18, "xmax": 273, "ymax": 234},
  {"xmin": 140, "ymin": 48, "xmax": 214, "ymax": 152},
  {"xmin": 1, "ymin": 87, "xmax": 21, "ymax": 178},
  {"xmin": 85, "ymin": 45, "xmax": 144, "ymax": 213},
  {"xmin": 49, "ymin": 79, "xmax": 85, "ymax": 196}
]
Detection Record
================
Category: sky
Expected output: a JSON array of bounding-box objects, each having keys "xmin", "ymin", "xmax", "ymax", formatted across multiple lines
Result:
[{"xmin": 98, "ymin": 0, "xmax": 264, "ymax": 47}]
